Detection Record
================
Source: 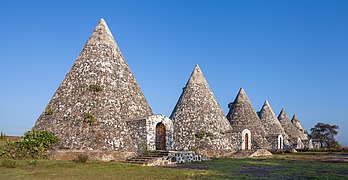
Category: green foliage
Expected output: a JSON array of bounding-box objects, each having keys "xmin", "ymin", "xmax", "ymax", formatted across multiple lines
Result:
[
  {"xmin": 0, "ymin": 159, "xmax": 18, "ymax": 168},
  {"xmin": 27, "ymin": 159, "xmax": 37, "ymax": 166},
  {"xmin": 83, "ymin": 113, "xmax": 97, "ymax": 125},
  {"xmin": 0, "ymin": 130, "xmax": 58, "ymax": 159},
  {"xmin": 44, "ymin": 106, "xmax": 54, "ymax": 115},
  {"xmin": 0, "ymin": 132, "xmax": 6, "ymax": 139},
  {"xmin": 89, "ymin": 84, "xmax": 103, "ymax": 92},
  {"xmin": 310, "ymin": 123, "xmax": 340, "ymax": 149},
  {"xmin": 195, "ymin": 130, "xmax": 213, "ymax": 139},
  {"xmin": 74, "ymin": 154, "xmax": 89, "ymax": 163}
]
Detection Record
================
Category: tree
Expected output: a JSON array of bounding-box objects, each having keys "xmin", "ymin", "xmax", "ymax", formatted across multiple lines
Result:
[{"xmin": 310, "ymin": 123, "xmax": 339, "ymax": 149}]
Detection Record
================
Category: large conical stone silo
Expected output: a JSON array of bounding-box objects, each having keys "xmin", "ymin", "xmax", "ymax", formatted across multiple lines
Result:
[
  {"xmin": 258, "ymin": 100, "xmax": 290, "ymax": 150},
  {"xmin": 227, "ymin": 88, "xmax": 271, "ymax": 150},
  {"xmin": 34, "ymin": 19, "xmax": 153, "ymax": 155},
  {"xmin": 170, "ymin": 65, "xmax": 240, "ymax": 152}
]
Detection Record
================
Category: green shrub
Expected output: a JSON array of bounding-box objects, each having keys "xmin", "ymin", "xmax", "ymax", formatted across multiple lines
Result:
[
  {"xmin": 195, "ymin": 130, "xmax": 206, "ymax": 139},
  {"xmin": 74, "ymin": 154, "xmax": 88, "ymax": 163},
  {"xmin": 89, "ymin": 84, "xmax": 103, "ymax": 92},
  {"xmin": 83, "ymin": 113, "xmax": 97, "ymax": 125},
  {"xmin": 45, "ymin": 106, "xmax": 54, "ymax": 115},
  {"xmin": 1, "ymin": 159, "xmax": 18, "ymax": 168},
  {"xmin": 0, "ymin": 130, "xmax": 58, "ymax": 159},
  {"xmin": 195, "ymin": 130, "xmax": 213, "ymax": 139}
]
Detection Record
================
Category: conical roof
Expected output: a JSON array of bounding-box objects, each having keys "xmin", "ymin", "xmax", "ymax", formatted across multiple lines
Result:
[
  {"xmin": 227, "ymin": 88, "xmax": 271, "ymax": 149},
  {"xmin": 278, "ymin": 109, "xmax": 300, "ymax": 139},
  {"xmin": 170, "ymin": 65, "xmax": 233, "ymax": 150},
  {"xmin": 258, "ymin": 100, "xmax": 287, "ymax": 136},
  {"xmin": 291, "ymin": 114, "xmax": 304, "ymax": 131},
  {"xmin": 291, "ymin": 114, "xmax": 308, "ymax": 140},
  {"xmin": 34, "ymin": 19, "xmax": 153, "ymax": 151}
]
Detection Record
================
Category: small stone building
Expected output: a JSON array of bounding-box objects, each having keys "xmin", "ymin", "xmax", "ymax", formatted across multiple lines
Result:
[
  {"xmin": 127, "ymin": 114, "xmax": 174, "ymax": 152},
  {"xmin": 227, "ymin": 88, "xmax": 272, "ymax": 150},
  {"xmin": 258, "ymin": 100, "xmax": 290, "ymax": 150}
]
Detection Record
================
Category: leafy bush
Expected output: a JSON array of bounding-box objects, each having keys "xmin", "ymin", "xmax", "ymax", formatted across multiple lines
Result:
[
  {"xmin": 83, "ymin": 113, "xmax": 97, "ymax": 125},
  {"xmin": 74, "ymin": 154, "xmax": 88, "ymax": 163},
  {"xmin": 0, "ymin": 130, "xmax": 58, "ymax": 159},
  {"xmin": 195, "ymin": 130, "xmax": 213, "ymax": 139},
  {"xmin": 195, "ymin": 130, "xmax": 206, "ymax": 138},
  {"xmin": 89, "ymin": 84, "xmax": 103, "ymax": 92},
  {"xmin": 1, "ymin": 159, "xmax": 18, "ymax": 168},
  {"xmin": 45, "ymin": 106, "xmax": 54, "ymax": 115}
]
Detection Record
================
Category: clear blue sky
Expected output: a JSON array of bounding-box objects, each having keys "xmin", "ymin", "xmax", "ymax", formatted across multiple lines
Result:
[{"xmin": 0, "ymin": 0, "xmax": 347, "ymax": 145}]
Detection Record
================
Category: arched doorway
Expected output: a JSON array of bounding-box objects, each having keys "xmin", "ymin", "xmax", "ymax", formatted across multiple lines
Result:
[
  {"xmin": 242, "ymin": 129, "xmax": 251, "ymax": 150},
  {"xmin": 245, "ymin": 133, "xmax": 249, "ymax": 150},
  {"xmin": 278, "ymin": 135, "xmax": 283, "ymax": 149},
  {"xmin": 156, "ymin": 123, "xmax": 166, "ymax": 150}
]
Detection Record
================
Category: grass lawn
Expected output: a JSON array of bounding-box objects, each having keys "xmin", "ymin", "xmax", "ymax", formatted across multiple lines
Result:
[
  {"xmin": 0, "ymin": 152, "xmax": 347, "ymax": 179},
  {"xmin": 0, "ymin": 139, "xmax": 6, "ymax": 148},
  {"xmin": 0, "ymin": 137, "xmax": 20, "ymax": 147}
]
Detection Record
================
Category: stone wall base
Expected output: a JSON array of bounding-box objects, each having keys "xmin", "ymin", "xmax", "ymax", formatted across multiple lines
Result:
[
  {"xmin": 146, "ymin": 151, "xmax": 209, "ymax": 166},
  {"xmin": 198, "ymin": 150, "xmax": 239, "ymax": 158},
  {"xmin": 249, "ymin": 149, "xmax": 273, "ymax": 157},
  {"xmin": 48, "ymin": 150, "xmax": 136, "ymax": 162}
]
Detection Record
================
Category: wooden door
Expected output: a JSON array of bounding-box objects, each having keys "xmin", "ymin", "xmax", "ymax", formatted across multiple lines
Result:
[
  {"xmin": 156, "ymin": 123, "xmax": 166, "ymax": 150},
  {"xmin": 245, "ymin": 133, "xmax": 249, "ymax": 150}
]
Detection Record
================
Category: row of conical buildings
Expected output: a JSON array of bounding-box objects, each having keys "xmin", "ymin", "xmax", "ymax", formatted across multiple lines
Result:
[
  {"xmin": 171, "ymin": 65, "xmax": 312, "ymax": 152},
  {"xmin": 33, "ymin": 19, "xmax": 312, "ymax": 159}
]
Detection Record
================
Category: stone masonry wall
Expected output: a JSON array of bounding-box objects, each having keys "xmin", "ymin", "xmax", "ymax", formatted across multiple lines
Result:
[
  {"xmin": 146, "ymin": 151, "xmax": 209, "ymax": 166},
  {"xmin": 126, "ymin": 119, "xmax": 147, "ymax": 153}
]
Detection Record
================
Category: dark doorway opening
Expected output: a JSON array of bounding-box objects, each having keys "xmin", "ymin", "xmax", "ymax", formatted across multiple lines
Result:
[
  {"xmin": 245, "ymin": 133, "xmax": 249, "ymax": 150},
  {"xmin": 156, "ymin": 123, "xmax": 166, "ymax": 150}
]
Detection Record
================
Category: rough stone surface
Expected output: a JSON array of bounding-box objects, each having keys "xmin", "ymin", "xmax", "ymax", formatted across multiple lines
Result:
[
  {"xmin": 249, "ymin": 149, "xmax": 273, "ymax": 157},
  {"xmin": 291, "ymin": 114, "xmax": 309, "ymax": 140},
  {"xmin": 278, "ymin": 109, "xmax": 303, "ymax": 149},
  {"xmin": 291, "ymin": 114, "xmax": 314, "ymax": 149},
  {"xmin": 170, "ymin": 65, "xmax": 237, "ymax": 151},
  {"xmin": 227, "ymin": 88, "xmax": 271, "ymax": 149},
  {"xmin": 258, "ymin": 100, "xmax": 290, "ymax": 149},
  {"xmin": 126, "ymin": 118, "xmax": 147, "ymax": 153},
  {"xmin": 48, "ymin": 150, "xmax": 135, "ymax": 162},
  {"xmin": 33, "ymin": 19, "xmax": 153, "ymax": 152},
  {"xmin": 145, "ymin": 151, "xmax": 208, "ymax": 166}
]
